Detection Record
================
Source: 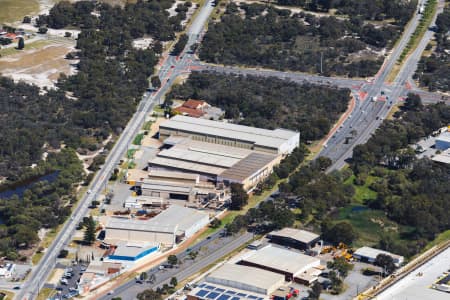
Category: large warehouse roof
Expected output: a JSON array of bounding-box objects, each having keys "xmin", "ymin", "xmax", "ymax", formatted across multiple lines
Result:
[
  {"xmin": 241, "ymin": 245, "xmax": 320, "ymax": 276},
  {"xmin": 219, "ymin": 152, "xmax": 278, "ymax": 182},
  {"xmin": 158, "ymin": 147, "xmax": 240, "ymax": 168},
  {"xmin": 149, "ymin": 156, "xmax": 227, "ymax": 176},
  {"xmin": 160, "ymin": 115, "xmax": 298, "ymax": 149},
  {"xmin": 206, "ymin": 264, "xmax": 284, "ymax": 295},
  {"xmin": 149, "ymin": 137, "xmax": 278, "ymax": 181},
  {"xmin": 269, "ymin": 228, "xmax": 320, "ymax": 244},
  {"xmin": 106, "ymin": 217, "xmax": 176, "ymax": 234},
  {"xmin": 106, "ymin": 205, "xmax": 208, "ymax": 235},
  {"xmin": 152, "ymin": 204, "xmax": 208, "ymax": 234}
]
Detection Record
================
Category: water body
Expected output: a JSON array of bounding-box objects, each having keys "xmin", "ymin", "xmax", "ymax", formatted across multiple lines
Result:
[{"xmin": 0, "ymin": 171, "xmax": 59, "ymax": 199}]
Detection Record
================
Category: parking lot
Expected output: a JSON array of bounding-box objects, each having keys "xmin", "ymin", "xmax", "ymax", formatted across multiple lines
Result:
[{"xmin": 43, "ymin": 262, "xmax": 87, "ymax": 299}]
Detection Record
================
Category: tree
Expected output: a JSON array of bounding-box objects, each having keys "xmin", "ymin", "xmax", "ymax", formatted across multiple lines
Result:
[
  {"xmin": 210, "ymin": 218, "xmax": 221, "ymax": 228},
  {"xmin": 375, "ymin": 254, "xmax": 396, "ymax": 275},
  {"xmin": 17, "ymin": 37, "xmax": 25, "ymax": 50},
  {"xmin": 58, "ymin": 249, "xmax": 69, "ymax": 258},
  {"xmin": 64, "ymin": 31, "xmax": 72, "ymax": 37},
  {"xmin": 23, "ymin": 16, "xmax": 31, "ymax": 23},
  {"xmin": 403, "ymin": 93, "xmax": 423, "ymax": 111},
  {"xmin": 137, "ymin": 289, "xmax": 162, "ymax": 300},
  {"xmin": 151, "ymin": 76, "xmax": 161, "ymax": 89},
  {"xmin": 230, "ymin": 183, "xmax": 248, "ymax": 210},
  {"xmin": 83, "ymin": 216, "xmax": 96, "ymax": 245},
  {"xmin": 322, "ymin": 221, "xmax": 358, "ymax": 245},
  {"xmin": 307, "ymin": 281, "xmax": 322, "ymax": 300},
  {"xmin": 140, "ymin": 272, "xmax": 148, "ymax": 281},
  {"xmin": 167, "ymin": 254, "xmax": 178, "ymax": 266},
  {"xmin": 38, "ymin": 27, "xmax": 48, "ymax": 34},
  {"xmin": 171, "ymin": 34, "xmax": 188, "ymax": 56},
  {"xmin": 328, "ymin": 270, "xmax": 343, "ymax": 294},
  {"xmin": 152, "ymin": 41, "xmax": 163, "ymax": 54},
  {"xmin": 327, "ymin": 257, "xmax": 353, "ymax": 278},
  {"xmin": 189, "ymin": 250, "xmax": 198, "ymax": 260},
  {"xmin": 170, "ymin": 276, "xmax": 178, "ymax": 287}
]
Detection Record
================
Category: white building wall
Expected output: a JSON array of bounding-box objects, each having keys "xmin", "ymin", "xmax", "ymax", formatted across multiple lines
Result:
[{"xmin": 183, "ymin": 214, "xmax": 210, "ymax": 238}]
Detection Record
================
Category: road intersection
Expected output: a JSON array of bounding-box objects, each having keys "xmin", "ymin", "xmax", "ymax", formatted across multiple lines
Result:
[{"xmin": 15, "ymin": 0, "xmax": 449, "ymax": 299}]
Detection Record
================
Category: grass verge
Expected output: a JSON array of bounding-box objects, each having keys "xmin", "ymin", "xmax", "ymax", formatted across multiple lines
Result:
[
  {"xmin": 36, "ymin": 288, "xmax": 56, "ymax": 300},
  {"xmin": 0, "ymin": 40, "xmax": 51, "ymax": 57},
  {"xmin": 133, "ymin": 133, "xmax": 144, "ymax": 145},
  {"xmin": 396, "ymin": 0, "xmax": 438, "ymax": 65},
  {"xmin": 424, "ymin": 229, "xmax": 450, "ymax": 251},
  {"xmin": 0, "ymin": 290, "xmax": 15, "ymax": 300}
]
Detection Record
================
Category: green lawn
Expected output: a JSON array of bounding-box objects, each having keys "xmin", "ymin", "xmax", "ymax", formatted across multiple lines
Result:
[
  {"xmin": 335, "ymin": 205, "xmax": 411, "ymax": 248},
  {"xmin": 127, "ymin": 149, "xmax": 137, "ymax": 159},
  {"xmin": 133, "ymin": 133, "xmax": 144, "ymax": 145},
  {"xmin": 344, "ymin": 174, "xmax": 378, "ymax": 204}
]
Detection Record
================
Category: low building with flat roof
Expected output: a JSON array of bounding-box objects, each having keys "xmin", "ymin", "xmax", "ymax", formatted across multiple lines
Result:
[
  {"xmin": 206, "ymin": 264, "xmax": 285, "ymax": 295},
  {"xmin": 435, "ymin": 131, "xmax": 450, "ymax": 150},
  {"xmin": 107, "ymin": 241, "xmax": 160, "ymax": 262},
  {"xmin": 267, "ymin": 228, "xmax": 320, "ymax": 250},
  {"xmin": 239, "ymin": 245, "xmax": 321, "ymax": 285},
  {"xmin": 432, "ymin": 149, "xmax": 450, "ymax": 165},
  {"xmin": 159, "ymin": 115, "xmax": 299, "ymax": 155},
  {"xmin": 353, "ymin": 246, "xmax": 404, "ymax": 267},
  {"xmin": 187, "ymin": 282, "xmax": 268, "ymax": 300},
  {"xmin": 105, "ymin": 205, "xmax": 209, "ymax": 247}
]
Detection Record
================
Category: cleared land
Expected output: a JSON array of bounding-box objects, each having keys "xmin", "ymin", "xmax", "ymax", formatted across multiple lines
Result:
[
  {"xmin": 0, "ymin": 41, "xmax": 76, "ymax": 88},
  {"xmin": 0, "ymin": 0, "xmax": 39, "ymax": 23}
]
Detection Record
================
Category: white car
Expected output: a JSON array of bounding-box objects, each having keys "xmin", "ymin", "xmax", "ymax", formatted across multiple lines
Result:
[{"xmin": 60, "ymin": 278, "xmax": 68, "ymax": 285}]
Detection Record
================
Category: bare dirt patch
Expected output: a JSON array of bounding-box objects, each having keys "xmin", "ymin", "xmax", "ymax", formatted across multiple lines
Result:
[{"xmin": 0, "ymin": 42, "xmax": 77, "ymax": 88}]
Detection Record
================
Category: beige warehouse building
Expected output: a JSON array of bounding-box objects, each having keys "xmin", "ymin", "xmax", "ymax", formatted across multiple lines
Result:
[
  {"xmin": 149, "ymin": 137, "xmax": 280, "ymax": 190},
  {"xmin": 159, "ymin": 115, "xmax": 300, "ymax": 155},
  {"xmin": 105, "ymin": 205, "xmax": 210, "ymax": 248}
]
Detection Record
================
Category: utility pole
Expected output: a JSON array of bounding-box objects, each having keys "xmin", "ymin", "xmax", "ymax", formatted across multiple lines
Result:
[{"xmin": 320, "ymin": 52, "xmax": 323, "ymax": 74}]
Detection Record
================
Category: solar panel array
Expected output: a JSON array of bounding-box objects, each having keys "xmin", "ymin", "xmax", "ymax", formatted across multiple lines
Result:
[{"xmin": 195, "ymin": 283, "xmax": 265, "ymax": 300}]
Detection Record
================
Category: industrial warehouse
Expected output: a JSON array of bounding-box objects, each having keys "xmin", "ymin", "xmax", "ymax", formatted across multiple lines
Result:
[
  {"xmin": 353, "ymin": 246, "xmax": 404, "ymax": 267},
  {"xmin": 239, "ymin": 245, "xmax": 322, "ymax": 285},
  {"xmin": 159, "ymin": 115, "xmax": 300, "ymax": 155},
  {"xmin": 148, "ymin": 115, "xmax": 300, "ymax": 191},
  {"xmin": 188, "ymin": 264, "xmax": 286, "ymax": 300},
  {"xmin": 104, "ymin": 205, "xmax": 210, "ymax": 249},
  {"xmin": 149, "ymin": 136, "xmax": 280, "ymax": 190},
  {"xmin": 267, "ymin": 228, "xmax": 321, "ymax": 250}
]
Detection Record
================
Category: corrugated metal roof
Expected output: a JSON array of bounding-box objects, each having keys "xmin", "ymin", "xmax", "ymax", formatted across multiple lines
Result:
[
  {"xmin": 106, "ymin": 205, "xmax": 209, "ymax": 235},
  {"xmin": 160, "ymin": 115, "xmax": 298, "ymax": 150},
  {"xmin": 269, "ymin": 228, "xmax": 320, "ymax": 244},
  {"xmin": 354, "ymin": 246, "xmax": 403, "ymax": 260},
  {"xmin": 241, "ymin": 245, "xmax": 320, "ymax": 276},
  {"xmin": 206, "ymin": 264, "xmax": 284, "ymax": 293},
  {"xmin": 219, "ymin": 152, "xmax": 277, "ymax": 182},
  {"xmin": 149, "ymin": 157, "xmax": 227, "ymax": 176}
]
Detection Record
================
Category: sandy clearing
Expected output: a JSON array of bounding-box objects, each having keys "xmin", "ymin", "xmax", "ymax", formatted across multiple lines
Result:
[{"xmin": 0, "ymin": 43, "xmax": 76, "ymax": 88}]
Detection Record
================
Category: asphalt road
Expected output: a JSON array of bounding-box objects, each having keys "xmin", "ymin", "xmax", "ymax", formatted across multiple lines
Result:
[
  {"xmin": 17, "ymin": 1, "xmax": 217, "ymax": 300},
  {"xmin": 321, "ymin": 0, "xmax": 446, "ymax": 171},
  {"xmin": 17, "ymin": 0, "xmax": 448, "ymax": 299},
  {"xmin": 16, "ymin": 2, "xmax": 213, "ymax": 299},
  {"xmin": 99, "ymin": 232, "xmax": 253, "ymax": 300}
]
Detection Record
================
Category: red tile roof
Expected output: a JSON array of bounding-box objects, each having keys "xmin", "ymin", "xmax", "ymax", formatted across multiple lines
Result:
[
  {"xmin": 173, "ymin": 106, "xmax": 205, "ymax": 118},
  {"xmin": 183, "ymin": 99, "xmax": 207, "ymax": 109}
]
